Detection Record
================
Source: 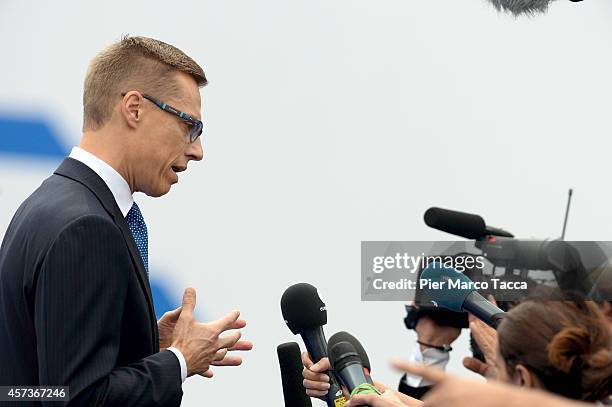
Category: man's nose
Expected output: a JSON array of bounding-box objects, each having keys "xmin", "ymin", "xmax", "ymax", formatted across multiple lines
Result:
[{"xmin": 186, "ymin": 137, "xmax": 204, "ymax": 162}]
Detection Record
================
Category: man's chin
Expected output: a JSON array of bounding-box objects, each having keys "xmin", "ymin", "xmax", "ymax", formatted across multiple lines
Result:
[{"xmin": 142, "ymin": 183, "xmax": 172, "ymax": 198}]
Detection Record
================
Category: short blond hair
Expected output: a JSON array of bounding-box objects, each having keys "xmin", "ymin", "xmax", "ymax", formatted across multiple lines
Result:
[{"xmin": 83, "ymin": 35, "xmax": 207, "ymax": 131}]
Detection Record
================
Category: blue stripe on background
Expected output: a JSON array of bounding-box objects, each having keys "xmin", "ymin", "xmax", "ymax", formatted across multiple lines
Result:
[
  {"xmin": 150, "ymin": 278, "xmax": 177, "ymax": 319},
  {"xmin": 0, "ymin": 116, "xmax": 68, "ymax": 158}
]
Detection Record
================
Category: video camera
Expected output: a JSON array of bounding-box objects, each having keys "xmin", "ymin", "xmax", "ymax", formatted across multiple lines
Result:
[{"xmin": 405, "ymin": 195, "xmax": 609, "ymax": 330}]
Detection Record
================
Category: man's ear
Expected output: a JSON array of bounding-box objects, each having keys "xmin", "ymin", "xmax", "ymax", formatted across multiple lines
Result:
[
  {"xmin": 515, "ymin": 364, "xmax": 537, "ymax": 388},
  {"xmin": 121, "ymin": 91, "xmax": 143, "ymax": 129}
]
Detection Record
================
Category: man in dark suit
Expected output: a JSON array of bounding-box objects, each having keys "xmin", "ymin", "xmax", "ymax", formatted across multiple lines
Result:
[{"xmin": 0, "ymin": 36, "xmax": 252, "ymax": 406}]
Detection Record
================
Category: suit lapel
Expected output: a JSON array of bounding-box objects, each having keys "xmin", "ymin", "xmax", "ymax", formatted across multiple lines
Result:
[{"xmin": 54, "ymin": 157, "xmax": 158, "ymax": 350}]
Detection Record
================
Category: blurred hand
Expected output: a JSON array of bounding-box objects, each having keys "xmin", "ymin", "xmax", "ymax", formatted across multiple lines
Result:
[
  {"xmin": 170, "ymin": 287, "xmax": 253, "ymax": 378},
  {"xmin": 463, "ymin": 311, "xmax": 499, "ymax": 379},
  {"xmin": 347, "ymin": 390, "xmax": 408, "ymax": 407},
  {"xmin": 392, "ymin": 360, "xmax": 587, "ymax": 407},
  {"xmin": 301, "ymin": 353, "xmax": 331, "ymax": 398},
  {"xmin": 158, "ymin": 306, "xmax": 182, "ymax": 349},
  {"xmin": 415, "ymin": 316, "xmax": 460, "ymax": 351}
]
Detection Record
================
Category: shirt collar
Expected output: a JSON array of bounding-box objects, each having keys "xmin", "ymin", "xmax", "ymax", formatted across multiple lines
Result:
[{"xmin": 68, "ymin": 146, "xmax": 134, "ymax": 217}]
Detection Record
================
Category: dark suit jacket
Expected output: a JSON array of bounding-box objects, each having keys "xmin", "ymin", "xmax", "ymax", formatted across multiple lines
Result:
[{"xmin": 0, "ymin": 158, "xmax": 183, "ymax": 406}]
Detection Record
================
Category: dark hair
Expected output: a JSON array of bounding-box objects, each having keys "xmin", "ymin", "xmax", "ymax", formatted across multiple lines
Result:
[{"xmin": 497, "ymin": 299, "xmax": 612, "ymax": 402}]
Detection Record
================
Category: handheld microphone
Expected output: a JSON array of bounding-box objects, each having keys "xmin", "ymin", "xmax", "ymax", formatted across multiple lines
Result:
[
  {"xmin": 328, "ymin": 331, "xmax": 372, "ymax": 384},
  {"xmin": 280, "ymin": 283, "xmax": 345, "ymax": 407},
  {"xmin": 277, "ymin": 342, "xmax": 313, "ymax": 407},
  {"xmin": 329, "ymin": 341, "xmax": 381, "ymax": 404},
  {"xmin": 424, "ymin": 207, "xmax": 513, "ymax": 240},
  {"xmin": 420, "ymin": 263, "xmax": 506, "ymax": 328},
  {"xmin": 487, "ymin": 0, "xmax": 583, "ymax": 16}
]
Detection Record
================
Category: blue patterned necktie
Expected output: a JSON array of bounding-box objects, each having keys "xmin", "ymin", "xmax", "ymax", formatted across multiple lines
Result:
[{"xmin": 125, "ymin": 202, "xmax": 149, "ymax": 275}]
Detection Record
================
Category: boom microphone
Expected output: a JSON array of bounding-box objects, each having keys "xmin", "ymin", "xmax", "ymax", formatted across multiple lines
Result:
[
  {"xmin": 329, "ymin": 341, "xmax": 380, "ymax": 404},
  {"xmin": 280, "ymin": 283, "xmax": 345, "ymax": 407},
  {"xmin": 277, "ymin": 342, "xmax": 313, "ymax": 407},
  {"xmin": 328, "ymin": 331, "xmax": 372, "ymax": 384},
  {"xmin": 424, "ymin": 207, "xmax": 513, "ymax": 240},
  {"xmin": 486, "ymin": 0, "xmax": 583, "ymax": 16},
  {"xmin": 420, "ymin": 263, "xmax": 506, "ymax": 328}
]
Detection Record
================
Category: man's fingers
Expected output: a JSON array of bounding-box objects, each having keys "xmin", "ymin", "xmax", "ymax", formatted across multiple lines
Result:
[
  {"xmin": 161, "ymin": 306, "xmax": 182, "ymax": 321},
  {"xmin": 227, "ymin": 340, "xmax": 253, "ymax": 351},
  {"xmin": 180, "ymin": 287, "xmax": 196, "ymax": 317},
  {"xmin": 211, "ymin": 347, "xmax": 246, "ymax": 366},
  {"xmin": 305, "ymin": 388, "xmax": 328, "ymax": 398},
  {"xmin": 392, "ymin": 359, "xmax": 446, "ymax": 384},
  {"xmin": 213, "ymin": 348, "xmax": 228, "ymax": 361},
  {"xmin": 303, "ymin": 367, "xmax": 330, "ymax": 383},
  {"xmin": 230, "ymin": 319, "xmax": 247, "ymax": 329},
  {"xmin": 310, "ymin": 357, "xmax": 331, "ymax": 373},
  {"xmin": 200, "ymin": 369, "xmax": 214, "ymax": 378},
  {"xmin": 218, "ymin": 331, "xmax": 241, "ymax": 349},
  {"xmin": 301, "ymin": 352, "xmax": 314, "ymax": 369},
  {"xmin": 462, "ymin": 357, "xmax": 488, "ymax": 376},
  {"xmin": 212, "ymin": 310, "xmax": 241, "ymax": 332},
  {"xmin": 303, "ymin": 378, "xmax": 330, "ymax": 392},
  {"xmin": 212, "ymin": 355, "xmax": 243, "ymax": 366}
]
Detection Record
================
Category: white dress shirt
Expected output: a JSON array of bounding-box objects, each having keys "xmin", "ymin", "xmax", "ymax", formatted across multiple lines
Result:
[{"xmin": 68, "ymin": 146, "xmax": 188, "ymax": 383}]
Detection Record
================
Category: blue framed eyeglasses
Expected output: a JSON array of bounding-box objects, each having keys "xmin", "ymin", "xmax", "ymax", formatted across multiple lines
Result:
[{"xmin": 121, "ymin": 92, "xmax": 203, "ymax": 143}]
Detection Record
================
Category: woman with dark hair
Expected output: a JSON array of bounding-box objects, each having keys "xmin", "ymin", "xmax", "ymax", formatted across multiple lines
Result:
[{"xmin": 495, "ymin": 300, "xmax": 612, "ymax": 402}]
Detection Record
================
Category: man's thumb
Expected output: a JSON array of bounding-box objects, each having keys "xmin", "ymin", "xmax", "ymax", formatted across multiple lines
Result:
[{"xmin": 181, "ymin": 287, "xmax": 197, "ymax": 315}]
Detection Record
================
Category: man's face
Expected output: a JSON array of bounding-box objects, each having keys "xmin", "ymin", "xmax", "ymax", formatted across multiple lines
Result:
[{"xmin": 133, "ymin": 72, "xmax": 204, "ymax": 197}]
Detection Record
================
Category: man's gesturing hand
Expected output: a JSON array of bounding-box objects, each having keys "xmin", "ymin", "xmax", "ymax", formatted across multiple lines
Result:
[
  {"xmin": 158, "ymin": 306, "xmax": 182, "ymax": 350},
  {"xmin": 170, "ymin": 287, "xmax": 253, "ymax": 377}
]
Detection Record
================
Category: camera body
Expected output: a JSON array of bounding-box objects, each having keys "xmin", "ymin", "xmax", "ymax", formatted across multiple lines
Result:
[{"xmin": 405, "ymin": 208, "xmax": 606, "ymax": 331}]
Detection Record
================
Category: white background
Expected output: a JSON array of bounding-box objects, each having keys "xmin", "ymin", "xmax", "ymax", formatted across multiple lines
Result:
[{"xmin": 1, "ymin": 0, "xmax": 611, "ymax": 405}]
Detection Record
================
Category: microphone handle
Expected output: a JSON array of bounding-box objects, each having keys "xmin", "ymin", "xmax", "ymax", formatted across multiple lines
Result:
[
  {"xmin": 301, "ymin": 328, "xmax": 346, "ymax": 407},
  {"xmin": 337, "ymin": 364, "xmax": 372, "ymax": 407},
  {"xmin": 364, "ymin": 371, "xmax": 373, "ymax": 385},
  {"xmin": 462, "ymin": 291, "xmax": 505, "ymax": 328},
  {"xmin": 338, "ymin": 364, "xmax": 368, "ymax": 393}
]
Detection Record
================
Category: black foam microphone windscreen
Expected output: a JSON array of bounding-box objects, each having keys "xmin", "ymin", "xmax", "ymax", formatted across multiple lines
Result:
[
  {"xmin": 329, "ymin": 341, "xmax": 376, "ymax": 404},
  {"xmin": 281, "ymin": 283, "xmax": 327, "ymax": 335},
  {"xmin": 328, "ymin": 331, "xmax": 371, "ymax": 373},
  {"xmin": 280, "ymin": 283, "xmax": 346, "ymax": 407},
  {"xmin": 424, "ymin": 207, "xmax": 486, "ymax": 240},
  {"xmin": 277, "ymin": 342, "xmax": 313, "ymax": 407}
]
